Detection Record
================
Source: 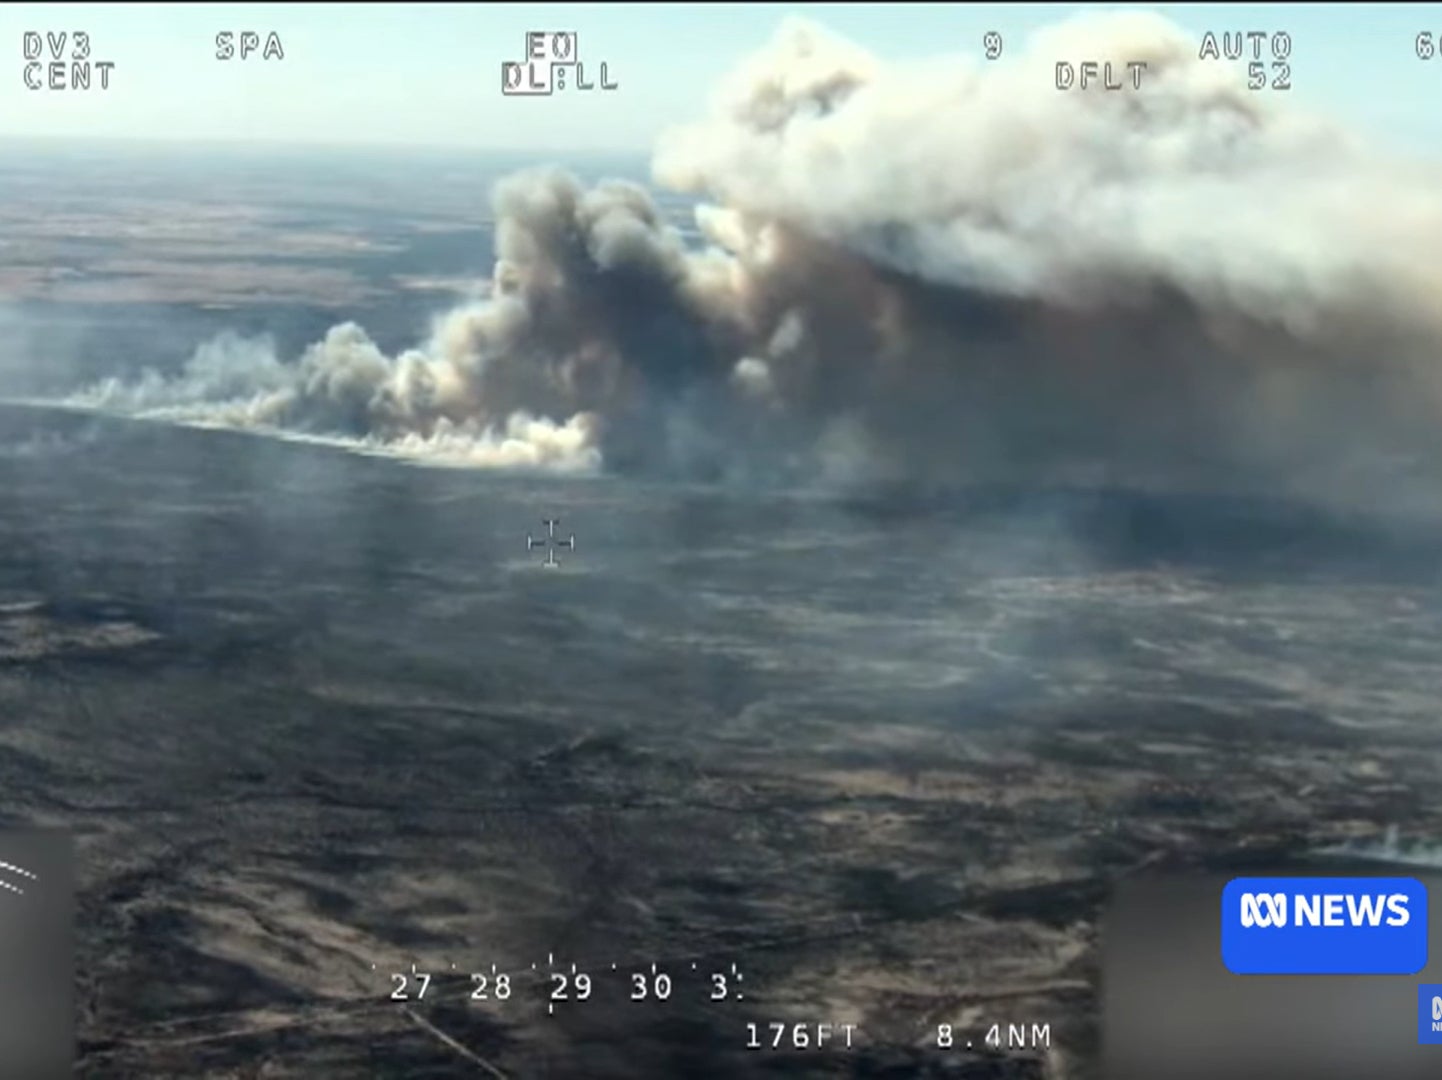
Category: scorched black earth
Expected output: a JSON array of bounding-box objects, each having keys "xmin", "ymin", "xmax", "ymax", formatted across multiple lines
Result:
[{"xmin": 0, "ymin": 403, "xmax": 1440, "ymax": 1078}]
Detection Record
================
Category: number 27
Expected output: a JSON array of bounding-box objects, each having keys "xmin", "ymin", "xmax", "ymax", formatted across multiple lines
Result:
[{"xmin": 390, "ymin": 970, "xmax": 431, "ymax": 1001}]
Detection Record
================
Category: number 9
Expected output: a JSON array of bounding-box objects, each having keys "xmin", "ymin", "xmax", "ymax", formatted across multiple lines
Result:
[
  {"xmin": 1419, "ymin": 32, "xmax": 1436, "ymax": 60},
  {"xmin": 983, "ymin": 31, "xmax": 1003, "ymax": 61}
]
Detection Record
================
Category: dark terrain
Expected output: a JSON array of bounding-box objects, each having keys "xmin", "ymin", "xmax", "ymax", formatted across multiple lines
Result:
[
  {"xmin": 1, "ymin": 404, "xmax": 1440, "ymax": 1077},
  {"xmin": 2, "ymin": 145, "xmax": 1441, "ymax": 1078}
]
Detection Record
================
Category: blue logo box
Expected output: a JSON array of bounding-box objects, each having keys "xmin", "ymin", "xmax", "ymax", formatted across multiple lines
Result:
[
  {"xmin": 1420, "ymin": 985, "xmax": 1442, "ymax": 1045},
  {"xmin": 1221, "ymin": 877, "xmax": 1428, "ymax": 975}
]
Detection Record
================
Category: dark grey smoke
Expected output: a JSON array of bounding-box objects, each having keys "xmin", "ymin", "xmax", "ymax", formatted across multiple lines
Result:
[{"xmin": 68, "ymin": 12, "xmax": 1442, "ymax": 506}]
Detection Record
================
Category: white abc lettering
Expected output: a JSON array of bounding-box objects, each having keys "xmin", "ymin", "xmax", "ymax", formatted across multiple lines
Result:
[
  {"xmin": 1295, "ymin": 894, "xmax": 1321, "ymax": 926},
  {"xmin": 1323, "ymin": 895, "xmax": 1346, "ymax": 926},
  {"xmin": 1239, "ymin": 886, "xmax": 1415, "ymax": 931},
  {"xmin": 1240, "ymin": 892, "xmax": 1288, "ymax": 928},
  {"xmin": 1386, "ymin": 894, "xmax": 1410, "ymax": 926},
  {"xmin": 1295, "ymin": 892, "xmax": 1410, "ymax": 927},
  {"xmin": 1345, "ymin": 893, "xmax": 1386, "ymax": 926}
]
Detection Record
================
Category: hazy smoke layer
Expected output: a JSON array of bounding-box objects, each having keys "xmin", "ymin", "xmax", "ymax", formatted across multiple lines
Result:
[{"xmin": 72, "ymin": 12, "xmax": 1442, "ymax": 495}]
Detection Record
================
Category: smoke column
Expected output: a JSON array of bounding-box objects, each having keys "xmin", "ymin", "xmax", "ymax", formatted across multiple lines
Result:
[{"xmin": 70, "ymin": 11, "xmax": 1442, "ymax": 502}]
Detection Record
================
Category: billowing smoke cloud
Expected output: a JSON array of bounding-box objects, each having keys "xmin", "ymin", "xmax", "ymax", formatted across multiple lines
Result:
[
  {"xmin": 70, "ymin": 11, "xmax": 1442, "ymax": 499},
  {"xmin": 74, "ymin": 329, "xmax": 603, "ymax": 472}
]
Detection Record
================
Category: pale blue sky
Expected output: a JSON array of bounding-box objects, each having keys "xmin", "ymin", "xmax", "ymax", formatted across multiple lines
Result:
[{"xmin": 2, "ymin": 3, "xmax": 1439, "ymax": 154}]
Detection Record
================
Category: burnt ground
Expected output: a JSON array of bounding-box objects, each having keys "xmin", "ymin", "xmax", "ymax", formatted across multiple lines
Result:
[{"xmin": 0, "ymin": 404, "xmax": 1440, "ymax": 1078}]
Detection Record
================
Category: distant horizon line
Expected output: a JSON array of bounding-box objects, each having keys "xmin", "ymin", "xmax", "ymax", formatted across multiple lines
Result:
[{"xmin": 0, "ymin": 133, "xmax": 652, "ymax": 158}]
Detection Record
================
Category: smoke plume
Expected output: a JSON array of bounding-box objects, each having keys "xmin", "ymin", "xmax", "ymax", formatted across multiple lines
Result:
[{"xmin": 71, "ymin": 11, "xmax": 1442, "ymax": 499}]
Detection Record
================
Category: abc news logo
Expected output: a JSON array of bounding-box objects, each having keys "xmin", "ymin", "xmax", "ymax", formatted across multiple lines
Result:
[
  {"xmin": 1238, "ymin": 890, "xmax": 1412, "ymax": 929},
  {"xmin": 1224, "ymin": 877, "xmax": 1427, "ymax": 974},
  {"xmin": 1424, "ymin": 985, "xmax": 1442, "ymax": 1044}
]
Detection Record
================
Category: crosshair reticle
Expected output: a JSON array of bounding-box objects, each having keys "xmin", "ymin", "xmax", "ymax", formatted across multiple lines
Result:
[{"xmin": 527, "ymin": 518, "xmax": 576, "ymax": 568}]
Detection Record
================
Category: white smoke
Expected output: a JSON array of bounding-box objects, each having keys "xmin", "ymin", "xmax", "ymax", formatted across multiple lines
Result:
[
  {"xmin": 66, "ymin": 11, "xmax": 1442, "ymax": 495},
  {"xmin": 658, "ymin": 13, "xmax": 1442, "ymax": 326},
  {"xmin": 68, "ymin": 325, "xmax": 604, "ymax": 473}
]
